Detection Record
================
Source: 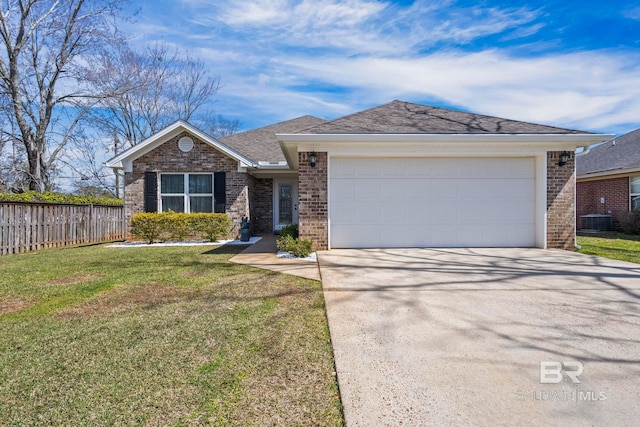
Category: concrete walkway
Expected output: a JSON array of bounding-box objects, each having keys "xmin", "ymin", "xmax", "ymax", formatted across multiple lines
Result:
[
  {"xmin": 230, "ymin": 234, "xmax": 321, "ymax": 281},
  {"xmin": 319, "ymin": 248, "xmax": 640, "ymax": 426}
]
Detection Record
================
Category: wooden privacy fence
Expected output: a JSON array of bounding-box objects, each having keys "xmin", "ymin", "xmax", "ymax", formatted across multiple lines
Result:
[{"xmin": 0, "ymin": 202, "xmax": 125, "ymax": 255}]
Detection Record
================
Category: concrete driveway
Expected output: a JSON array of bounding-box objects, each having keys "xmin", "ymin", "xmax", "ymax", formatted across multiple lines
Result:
[{"xmin": 318, "ymin": 248, "xmax": 640, "ymax": 427}]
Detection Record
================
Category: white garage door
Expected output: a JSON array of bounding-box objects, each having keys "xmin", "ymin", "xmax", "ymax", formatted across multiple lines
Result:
[{"xmin": 329, "ymin": 157, "xmax": 536, "ymax": 248}]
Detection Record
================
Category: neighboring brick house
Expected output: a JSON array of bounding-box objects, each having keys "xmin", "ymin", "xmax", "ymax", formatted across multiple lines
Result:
[
  {"xmin": 107, "ymin": 100, "xmax": 610, "ymax": 250},
  {"xmin": 576, "ymin": 128, "xmax": 640, "ymax": 230}
]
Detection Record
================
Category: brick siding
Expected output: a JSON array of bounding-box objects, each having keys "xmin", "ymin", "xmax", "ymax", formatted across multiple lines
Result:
[
  {"xmin": 124, "ymin": 132, "xmax": 249, "ymax": 238},
  {"xmin": 576, "ymin": 177, "xmax": 629, "ymax": 229},
  {"xmin": 547, "ymin": 151, "xmax": 576, "ymax": 250},
  {"xmin": 298, "ymin": 152, "xmax": 328, "ymax": 250},
  {"xmin": 250, "ymin": 177, "xmax": 274, "ymax": 233}
]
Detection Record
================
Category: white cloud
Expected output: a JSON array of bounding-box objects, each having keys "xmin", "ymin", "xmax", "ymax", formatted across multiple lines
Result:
[
  {"xmin": 267, "ymin": 50, "xmax": 640, "ymax": 132},
  {"xmin": 217, "ymin": 0, "xmax": 386, "ymax": 27},
  {"xmin": 219, "ymin": 0, "xmax": 287, "ymax": 25},
  {"xmin": 186, "ymin": 0, "xmax": 540, "ymax": 55},
  {"xmin": 624, "ymin": 6, "xmax": 640, "ymax": 21},
  {"xmin": 129, "ymin": 1, "xmax": 640, "ymax": 135}
]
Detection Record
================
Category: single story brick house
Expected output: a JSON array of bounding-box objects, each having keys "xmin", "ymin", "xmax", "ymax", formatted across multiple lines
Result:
[
  {"xmin": 106, "ymin": 100, "xmax": 610, "ymax": 250},
  {"xmin": 576, "ymin": 128, "xmax": 640, "ymax": 230}
]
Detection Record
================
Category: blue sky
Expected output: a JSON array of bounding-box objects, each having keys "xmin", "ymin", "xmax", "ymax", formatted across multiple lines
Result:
[{"xmin": 124, "ymin": 0, "xmax": 640, "ymax": 136}]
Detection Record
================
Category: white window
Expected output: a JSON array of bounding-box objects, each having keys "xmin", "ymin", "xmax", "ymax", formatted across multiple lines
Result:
[
  {"xmin": 160, "ymin": 173, "xmax": 213, "ymax": 213},
  {"xmin": 631, "ymin": 176, "xmax": 640, "ymax": 211}
]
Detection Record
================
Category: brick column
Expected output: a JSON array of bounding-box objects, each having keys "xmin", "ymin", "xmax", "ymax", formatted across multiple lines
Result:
[
  {"xmin": 298, "ymin": 152, "xmax": 328, "ymax": 250},
  {"xmin": 547, "ymin": 151, "xmax": 576, "ymax": 250}
]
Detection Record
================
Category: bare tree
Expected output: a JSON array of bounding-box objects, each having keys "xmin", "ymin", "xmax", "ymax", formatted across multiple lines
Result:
[
  {"xmin": 0, "ymin": 0, "xmax": 125, "ymax": 191},
  {"xmin": 60, "ymin": 129, "xmax": 117, "ymax": 196},
  {"xmin": 87, "ymin": 43, "xmax": 222, "ymax": 150},
  {"xmin": 81, "ymin": 43, "xmax": 227, "ymax": 197},
  {"xmin": 208, "ymin": 114, "xmax": 243, "ymax": 139}
]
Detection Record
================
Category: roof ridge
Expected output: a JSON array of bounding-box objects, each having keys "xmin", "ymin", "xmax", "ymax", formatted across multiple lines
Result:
[
  {"xmin": 301, "ymin": 100, "xmax": 402, "ymax": 132},
  {"xmin": 398, "ymin": 100, "xmax": 592, "ymax": 134},
  {"xmin": 301, "ymin": 100, "xmax": 591, "ymax": 134},
  {"xmin": 220, "ymin": 115, "xmax": 325, "ymax": 140}
]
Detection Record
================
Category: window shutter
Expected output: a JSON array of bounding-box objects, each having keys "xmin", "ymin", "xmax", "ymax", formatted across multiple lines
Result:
[
  {"xmin": 144, "ymin": 171, "xmax": 158, "ymax": 212},
  {"xmin": 214, "ymin": 171, "xmax": 226, "ymax": 213}
]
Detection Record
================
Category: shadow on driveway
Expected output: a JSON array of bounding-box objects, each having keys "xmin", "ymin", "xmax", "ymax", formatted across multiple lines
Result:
[{"xmin": 319, "ymin": 248, "xmax": 640, "ymax": 426}]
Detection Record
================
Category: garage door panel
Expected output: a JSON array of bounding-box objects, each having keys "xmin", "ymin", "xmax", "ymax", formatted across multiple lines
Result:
[
  {"xmin": 495, "ymin": 179, "xmax": 534, "ymax": 200},
  {"xmin": 332, "ymin": 201, "xmax": 379, "ymax": 223},
  {"xmin": 331, "ymin": 178, "xmax": 355, "ymax": 201},
  {"xmin": 379, "ymin": 204, "xmax": 400, "ymax": 223},
  {"xmin": 331, "ymin": 224, "xmax": 379, "ymax": 248},
  {"xmin": 431, "ymin": 180, "xmax": 460, "ymax": 201},
  {"xmin": 483, "ymin": 224, "xmax": 534, "ymax": 246},
  {"xmin": 506, "ymin": 158, "xmax": 535, "ymax": 178},
  {"xmin": 380, "ymin": 179, "xmax": 409, "ymax": 201},
  {"xmin": 329, "ymin": 157, "xmax": 536, "ymax": 248},
  {"xmin": 357, "ymin": 180, "xmax": 381, "ymax": 201},
  {"xmin": 429, "ymin": 225, "xmax": 459, "ymax": 246}
]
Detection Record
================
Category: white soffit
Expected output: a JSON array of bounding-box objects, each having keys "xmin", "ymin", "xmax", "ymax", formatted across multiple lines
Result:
[{"xmin": 277, "ymin": 133, "xmax": 613, "ymax": 169}]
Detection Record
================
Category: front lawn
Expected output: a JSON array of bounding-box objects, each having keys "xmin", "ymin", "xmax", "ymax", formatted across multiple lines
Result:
[
  {"xmin": 576, "ymin": 232, "xmax": 640, "ymax": 264},
  {"xmin": 0, "ymin": 244, "xmax": 343, "ymax": 426}
]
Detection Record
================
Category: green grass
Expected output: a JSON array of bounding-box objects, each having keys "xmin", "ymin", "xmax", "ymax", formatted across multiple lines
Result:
[
  {"xmin": 577, "ymin": 232, "xmax": 640, "ymax": 264},
  {"xmin": 0, "ymin": 244, "xmax": 344, "ymax": 426}
]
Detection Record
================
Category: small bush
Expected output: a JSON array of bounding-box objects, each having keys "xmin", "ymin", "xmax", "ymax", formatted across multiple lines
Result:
[
  {"xmin": 166, "ymin": 212, "xmax": 191, "ymax": 241},
  {"xmin": 130, "ymin": 212, "xmax": 231, "ymax": 243},
  {"xmin": 130, "ymin": 213, "xmax": 165, "ymax": 243},
  {"xmin": 276, "ymin": 234, "xmax": 313, "ymax": 258},
  {"xmin": 190, "ymin": 213, "xmax": 232, "ymax": 241},
  {"xmin": 279, "ymin": 224, "xmax": 298, "ymax": 239},
  {"xmin": 619, "ymin": 210, "xmax": 640, "ymax": 235}
]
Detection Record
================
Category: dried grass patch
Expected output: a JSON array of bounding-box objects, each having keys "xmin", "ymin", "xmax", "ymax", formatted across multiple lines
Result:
[
  {"xmin": 57, "ymin": 283, "xmax": 195, "ymax": 318},
  {"xmin": 0, "ymin": 298, "xmax": 32, "ymax": 316}
]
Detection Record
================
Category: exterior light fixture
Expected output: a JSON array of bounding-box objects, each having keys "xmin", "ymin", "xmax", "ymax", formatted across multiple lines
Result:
[
  {"xmin": 309, "ymin": 151, "xmax": 317, "ymax": 167},
  {"xmin": 559, "ymin": 151, "xmax": 571, "ymax": 166}
]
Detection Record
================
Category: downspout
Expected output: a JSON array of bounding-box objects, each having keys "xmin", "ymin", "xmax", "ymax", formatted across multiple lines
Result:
[{"xmin": 574, "ymin": 145, "xmax": 590, "ymax": 250}]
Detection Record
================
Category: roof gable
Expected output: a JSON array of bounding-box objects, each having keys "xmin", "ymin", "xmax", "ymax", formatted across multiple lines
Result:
[
  {"xmin": 105, "ymin": 120, "xmax": 255, "ymax": 172},
  {"xmin": 220, "ymin": 115, "xmax": 326, "ymax": 163},
  {"xmin": 302, "ymin": 100, "xmax": 591, "ymax": 135},
  {"xmin": 577, "ymin": 127, "xmax": 640, "ymax": 177}
]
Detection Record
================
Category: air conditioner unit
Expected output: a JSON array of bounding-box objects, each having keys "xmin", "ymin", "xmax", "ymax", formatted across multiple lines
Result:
[{"xmin": 580, "ymin": 214, "xmax": 612, "ymax": 231}]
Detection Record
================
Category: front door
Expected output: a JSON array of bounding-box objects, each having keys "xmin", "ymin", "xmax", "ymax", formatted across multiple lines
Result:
[{"xmin": 274, "ymin": 180, "xmax": 298, "ymax": 231}]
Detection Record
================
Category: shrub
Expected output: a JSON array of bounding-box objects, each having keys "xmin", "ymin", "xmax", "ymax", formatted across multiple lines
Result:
[
  {"xmin": 619, "ymin": 210, "xmax": 640, "ymax": 235},
  {"xmin": 130, "ymin": 212, "xmax": 232, "ymax": 243},
  {"xmin": 0, "ymin": 191, "xmax": 123, "ymax": 206},
  {"xmin": 190, "ymin": 213, "xmax": 232, "ymax": 242},
  {"xmin": 276, "ymin": 234, "xmax": 313, "ymax": 258},
  {"xmin": 279, "ymin": 224, "xmax": 298, "ymax": 239},
  {"xmin": 166, "ymin": 212, "xmax": 191, "ymax": 241},
  {"xmin": 130, "ymin": 213, "xmax": 165, "ymax": 243}
]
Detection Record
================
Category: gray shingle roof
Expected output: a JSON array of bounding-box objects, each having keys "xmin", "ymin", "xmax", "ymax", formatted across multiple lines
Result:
[
  {"xmin": 220, "ymin": 115, "xmax": 326, "ymax": 163},
  {"xmin": 577, "ymin": 127, "xmax": 640, "ymax": 176},
  {"xmin": 301, "ymin": 100, "xmax": 591, "ymax": 135}
]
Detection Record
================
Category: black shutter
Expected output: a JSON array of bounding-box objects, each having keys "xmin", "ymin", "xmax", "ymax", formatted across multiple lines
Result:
[
  {"xmin": 214, "ymin": 172, "xmax": 226, "ymax": 213},
  {"xmin": 144, "ymin": 171, "xmax": 158, "ymax": 212}
]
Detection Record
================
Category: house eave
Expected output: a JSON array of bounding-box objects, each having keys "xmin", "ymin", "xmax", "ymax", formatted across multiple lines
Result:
[
  {"xmin": 577, "ymin": 166, "xmax": 640, "ymax": 181},
  {"xmin": 278, "ymin": 133, "xmax": 613, "ymax": 170},
  {"xmin": 105, "ymin": 120, "xmax": 258, "ymax": 173}
]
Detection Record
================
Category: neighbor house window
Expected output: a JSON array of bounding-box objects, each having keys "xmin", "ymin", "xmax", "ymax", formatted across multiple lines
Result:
[
  {"xmin": 160, "ymin": 173, "xmax": 213, "ymax": 213},
  {"xmin": 632, "ymin": 176, "xmax": 640, "ymax": 211}
]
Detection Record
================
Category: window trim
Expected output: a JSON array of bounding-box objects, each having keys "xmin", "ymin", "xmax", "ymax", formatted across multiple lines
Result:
[
  {"xmin": 631, "ymin": 176, "xmax": 640, "ymax": 211},
  {"xmin": 159, "ymin": 172, "xmax": 214, "ymax": 213}
]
